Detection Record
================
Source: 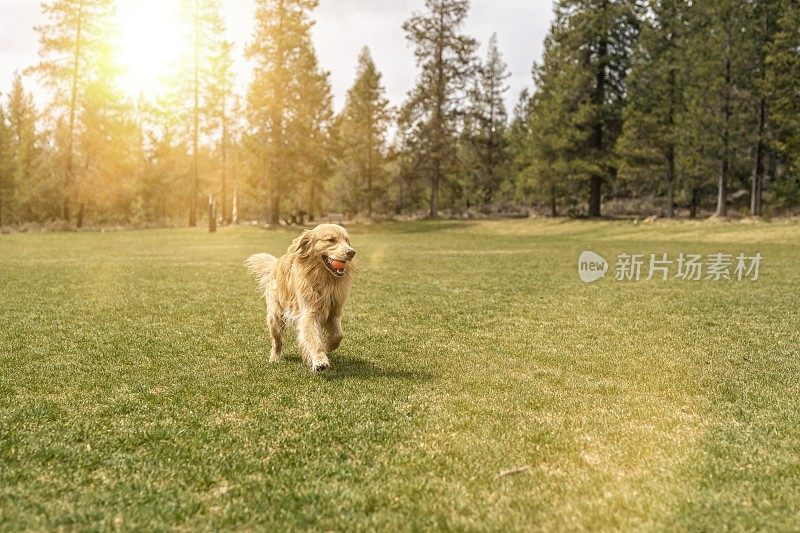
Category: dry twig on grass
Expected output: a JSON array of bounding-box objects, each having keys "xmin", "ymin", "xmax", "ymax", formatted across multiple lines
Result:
[{"xmin": 496, "ymin": 466, "xmax": 530, "ymax": 478}]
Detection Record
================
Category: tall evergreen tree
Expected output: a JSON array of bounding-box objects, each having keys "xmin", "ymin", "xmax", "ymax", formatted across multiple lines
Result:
[
  {"xmin": 505, "ymin": 88, "xmax": 542, "ymax": 211},
  {"xmin": 402, "ymin": 0, "xmax": 477, "ymax": 218},
  {"xmin": 0, "ymin": 94, "xmax": 12, "ymax": 225},
  {"xmin": 177, "ymin": 0, "xmax": 229, "ymax": 226},
  {"xmin": 520, "ymin": 24, "xmax": 577, "ymax": 217},
  {"xmin": 246, "ymin": 0, "xmax": 332, "ymax": 224},
  {"xmin": 292, "ymin": 46, "xmax": 334, "ymax": 219},
  {"xmin": 464, "ymin": 33, "xmax": 511, "ymax": 208},
  {"xmin": 29, "ymin": 0, "xmax": 117, "ymax": 224},
  {"xmin": 525, "ymin": 0, "xmax": 641, "ymax": 217},
  {"xmin": 392, "ymin": 111, "xmax": 429, "ymax": 215},
  {"xmin": 618, "ymin": 0, "xmax": 690, "ymax": 218},
  {"xmin": 206, "ymin": 38, "xmax": 235, "ymax": 223},
  {"xmin": 334, "ymin": 47, "xmax": 392, "ymax": 217},
  {"xmin": 139, "ymin": 93, "xmax": 192, "ymax": 224},
  {"xmin": 683, "ymin": 0, "xmax": 758, "ymax": 217},
  {"xmin": 748, "ymin": 0, "xmax": 780, "ymax": 216},
  {"xmin": 765, "ymin": 0, "xmax": 800, "ymax": 191},
  {"xmin": 5, "ymin": 74, "xmax": 41, "ymax": 223}
]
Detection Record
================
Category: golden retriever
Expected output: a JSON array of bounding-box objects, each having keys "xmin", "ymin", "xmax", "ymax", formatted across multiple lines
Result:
[{"xmin": 245, "ymin": 224, "xmax": 356, "ymax": 372}]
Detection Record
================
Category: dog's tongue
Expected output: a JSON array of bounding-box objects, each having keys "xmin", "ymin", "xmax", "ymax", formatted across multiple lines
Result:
[{"xmin": 331, "ymin": 260, "xmax": 347, "ymax": 270}]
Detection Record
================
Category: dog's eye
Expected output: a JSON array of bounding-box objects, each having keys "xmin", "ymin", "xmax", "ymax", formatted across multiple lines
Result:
[{"xmin": 326, "ymin": 237, "xmax": 336, "ymax": 243}]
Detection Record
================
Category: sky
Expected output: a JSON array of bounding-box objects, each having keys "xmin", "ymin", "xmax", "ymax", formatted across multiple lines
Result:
[{"xmin": 0, "ymin": 0, "xmax": 554, "ymax": 113}]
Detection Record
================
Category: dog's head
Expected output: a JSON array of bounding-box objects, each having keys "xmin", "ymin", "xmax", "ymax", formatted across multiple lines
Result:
[{"xmin": 290, "ymin": 224, "xmax": 356, "ymax": 278}]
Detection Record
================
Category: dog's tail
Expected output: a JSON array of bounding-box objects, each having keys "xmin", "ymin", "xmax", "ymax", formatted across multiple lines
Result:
[{"xmin": 245, "ymin": 253, "xmax": 277, "ymax": 295}]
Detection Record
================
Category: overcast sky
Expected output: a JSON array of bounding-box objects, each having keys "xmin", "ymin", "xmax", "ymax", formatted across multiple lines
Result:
[{"xmin": 0, "ymin": 0, "xmax": 554, "ymax": 112}]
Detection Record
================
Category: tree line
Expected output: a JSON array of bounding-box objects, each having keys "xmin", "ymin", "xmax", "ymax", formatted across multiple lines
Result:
[{"xmin": 0, "ymin": 0, "xmax": 798, "ymax": 227}]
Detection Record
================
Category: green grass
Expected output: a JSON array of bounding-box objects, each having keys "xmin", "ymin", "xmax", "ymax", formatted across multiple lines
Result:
[{"xmin": 2, "ymin": 219, "xmax": 800, "ymax": 530}]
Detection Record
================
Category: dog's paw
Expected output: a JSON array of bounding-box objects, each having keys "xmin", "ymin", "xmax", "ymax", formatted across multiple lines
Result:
[{"xmin": 311, "ymin": 359, "xmax": 330, "ymax": 373}]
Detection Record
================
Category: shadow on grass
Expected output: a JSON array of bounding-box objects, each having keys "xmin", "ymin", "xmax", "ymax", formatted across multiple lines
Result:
[{"xmin": 323, "ymin": 354, "xmax": 434, "ymax": 382}]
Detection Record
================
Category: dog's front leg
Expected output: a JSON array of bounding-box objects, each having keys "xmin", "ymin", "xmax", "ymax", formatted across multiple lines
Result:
[
  {"xmin": 325, "ymin": 314, "xmax": 343, "ymax": 353},
  {"xmin": 298, "ymin": 312, "xmax": 329, "ymax": 372},
  {"xmin": 266, "ymin": 289, "xmax": 285, "ymax": 362},
  {"xmin": 267, "ymin": 309, "xmax": 284, "ymax": 362}
]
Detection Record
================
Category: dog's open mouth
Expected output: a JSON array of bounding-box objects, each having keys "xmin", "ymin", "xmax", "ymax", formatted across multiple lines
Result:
[{"xmin": 324, "ymin": 256, "xmax": 347, "ymax": 277}]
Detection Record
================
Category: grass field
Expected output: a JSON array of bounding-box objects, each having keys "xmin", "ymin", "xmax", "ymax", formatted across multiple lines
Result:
[{"xmin": 2, "ymin": 219, "xmax": 800, "ymax": 530}]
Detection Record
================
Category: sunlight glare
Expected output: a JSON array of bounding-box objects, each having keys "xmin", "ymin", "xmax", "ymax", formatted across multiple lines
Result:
[{"xmin": 115, "ymin": 0, "xmax": 189, "ymax": 101}]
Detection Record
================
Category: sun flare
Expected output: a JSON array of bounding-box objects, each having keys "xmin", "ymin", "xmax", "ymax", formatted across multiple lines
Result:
[{"xmin": 115, "ymin": 0, "xmax": 189, "ymax": 100}]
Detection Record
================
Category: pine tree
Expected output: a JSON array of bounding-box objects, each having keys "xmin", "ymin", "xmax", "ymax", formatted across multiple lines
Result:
[
  {"xmin": 139, "ymin": 93, "xmax": 192, "ymax": 224},
  {"xmin": 402, "ymin": 0, "xmax": 478, "ymax": 218},
  {"xmin": 525, "ymin": 0, "xmax": 642, "ymax": 217},
  {"xmin": 292, "ymin": 46, "xmax": 333, "ymax": 220},
  {"xmin": 0, "ymin": 95, "xmax": 12, "ymax": 225},
  {"xmin": 517, "ymin": 59, "xmax": 559, "ymax": 216},
  {"xmin": 765, "ymin": 0, "xmax": 800, "ymax": 192},
  {"xmin": 176, "ymin": 0, "xmax": 229, "ymax": 226},
  {"xmin": 682, "ymin": 0, "xmax": 758, "ymax": 217},
  {"xmin": 510, "ymin": 81, "xmax": 570, "ymax": 217},
  {"xmin": 505, "ymin": 89, "xmax": 539, "ymax": 211},
  {"xmin": 464, "ymin": 33, "xmax": 510, "ymax": 208},
  {"xmin": 520, "ymin": 10, "xmax": 593, "ymax": 217},
  {"xmin": 392, "ymin": 110, "xmax": 430, "ymax": 215},
  {"xmin": 618, "ymin": 0, "xmax": 690, "ymax": 218},
  {"xmin": 207, "ymin": 38, "xmax": 235, "ymax": 223},
  {"xmin": 246, "ymin": 0, "xmax": 332, "ymax": 224},
  {"xmin": 334, "ymin": 47, "xmax": 392, "ymax": 217},
  {"xmin": 5, "ymin": 74, "xmax": 41, "ymax": 223},
  {"xmin": 28, "ymin": 0, "xmax": 117, "ymax": 224},
  {"xmin": 748, "ymin": 0, "xmax": 781, "ymax": 216}
]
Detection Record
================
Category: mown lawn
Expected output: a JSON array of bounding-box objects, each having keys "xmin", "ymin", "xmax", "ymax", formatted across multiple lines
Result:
[{"xmin": 1, "ymin": 219, "xmax": 799, "ymax": 530}]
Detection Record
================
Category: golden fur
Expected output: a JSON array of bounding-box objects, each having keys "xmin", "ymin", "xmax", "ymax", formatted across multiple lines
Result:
[{"xmin": 245, "ymin": 224, "xmax": 356, "ymax": 372}]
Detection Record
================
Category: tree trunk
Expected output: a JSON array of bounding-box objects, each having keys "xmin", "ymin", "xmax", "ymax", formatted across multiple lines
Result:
[
  {"xmin": 308, "ymin": 181, "xmax": 315, "ymax": 220},
  {"xmin": 667, "ymin": 181, "xmax": 674, "ymax": 219},
  {"xmin": 267, "ymin": 0, "xmax": 285, "ymax": 227},
  {"xmin": 666, "ymin": 66, "xmax": 677, "ymax": 219},
  {"xmin": 76, "ymin": 203, "xmax": 85, "ymax": 229},
  {"xmin": 268, "ymin": 193, "xmax": 279, "ymax": 225},
  {"xmin": 589, "ymin": 176, "xmax": 602, "ymax": 217},
  {"xmin": 690, "ymin": 188, "xmax": 698, "ymax": 218},
  {"xmin": 221, "ymin": 109, "xmax": 228, "ymax": 223},
  {"xmin": 429, "ymin": 7, "xmax": 445, "ymax": 219},
  {"xmin": 189, "ymin": 0, "xmax": 200, "ymax": 227},
  {"xmin": 588, "ymin": 1, "xmax": 607, "ymax": 218},
  {"xmin": 751, "ymin": 97, "xmax": 766, "ymax": 217},
  {"xmin": 367, "ymin": 173, "xmax": 373, "ymax": 218},
  {"xmin": 208, "ymin": 195, "xmax": 216, "ymax": 233},
  {"xmin": 64, "ymin": 1, "xmax": 84, "ymax": 222},
  {"xmin": 666, "ymin": 146, "xmax": 675, "ymax": 218},
  {"xmin": 550, "ymin": 185, "xmax": 557, "ymax": 217},
  {"xmin": 751, "ymin": 6, "xmax": 770, "ymax": 217},
  {"xmin": 232, "ymin": 187, "xmax": 238, "ymax": 225},
  {"xmin": 231, "ymin": 144, "xmax": 238, "ymax": 225},
  {"xmin": 367, "ymin": 119, "xmax": 373, "ymax": 218},
  {"xmin": 430, "ymin": 171, "xmax": 439, "ymax": 219},
  {"xmin": 716, "ymin": 168, "xmax": 727, "ymax": 217},
  {"xmin": 716, "ymin": 36, "xmax": 732, "ymax": 217}
]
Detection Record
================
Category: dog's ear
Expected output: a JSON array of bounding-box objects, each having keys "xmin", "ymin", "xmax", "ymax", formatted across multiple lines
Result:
[{"xmin": 289, "ymin": 230, "xmax": 313, "ymax": 257}]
